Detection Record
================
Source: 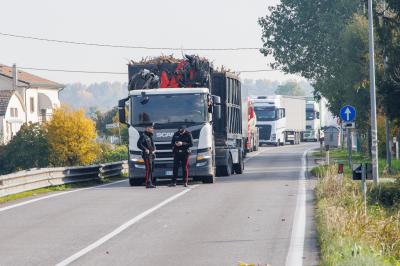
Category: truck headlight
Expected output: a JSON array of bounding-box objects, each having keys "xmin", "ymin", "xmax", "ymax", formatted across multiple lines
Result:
[
  {"xmin": 130, "ymin": 154, "xmax": 144, "ymax": 164},
  {"xmin": 196, "ymin": 151, "xmax": 211, "ymax": 161}
]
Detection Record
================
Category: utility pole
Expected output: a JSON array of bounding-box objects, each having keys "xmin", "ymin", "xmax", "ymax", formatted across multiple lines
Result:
[
  {"xmin": 368, "ymin": 0, "xmax": 380, "ymax": 184},
  {"xmin": 385, "ymin": 115, "xmax": 392, "ymax": 172}
]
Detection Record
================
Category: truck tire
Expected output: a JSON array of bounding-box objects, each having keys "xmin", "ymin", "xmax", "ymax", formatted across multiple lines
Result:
[
  {"xmin": 218, "ymin": 155, "xmax": 233, "ymax": 176},
  {"xmin": 129, "ymin": 178, "xmax": 143, "ymax": 187},
  {"xmin": 234, "ymin": 153, "xmax": 244, "ymax": 174},
  {"xmin": 202, "ymin": 175, "xmax": 215, "ymax": 184}
]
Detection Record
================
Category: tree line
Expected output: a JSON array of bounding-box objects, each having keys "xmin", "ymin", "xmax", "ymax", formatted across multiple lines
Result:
[
  {"xmin": 0, "ymin": 106, "xmax": 127, "ymax": 175},
  {"xmin": 259, "ymin": 0, "xmax": 400, "ymax": 157}
]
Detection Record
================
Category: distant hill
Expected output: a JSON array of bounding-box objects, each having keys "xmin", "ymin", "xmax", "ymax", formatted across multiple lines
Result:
[{"xmin": 60, "ymin": 82, "xmax": 128, "ymax": 111}]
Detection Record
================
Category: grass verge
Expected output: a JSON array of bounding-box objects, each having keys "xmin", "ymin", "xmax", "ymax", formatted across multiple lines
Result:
[
  {"xmin": 312, "ymin": 149, "xmax": 400, "ymax": 178},
  {"xmin": 0, "ymin": 175, "xmax": 127, "ymax": 204},
  {"xmin": 314, "ymin": 164, "xmax": 400, "ymax": 265}
]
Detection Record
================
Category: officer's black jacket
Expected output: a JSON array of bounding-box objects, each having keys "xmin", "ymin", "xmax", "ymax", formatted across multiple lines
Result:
[
  {"xmin": 137, "ymin": 131, "xmax": 155, "ymax": 157},
  {"xmin": 171, "ymin": 131, "xmax": 193, "ymax": 153}
]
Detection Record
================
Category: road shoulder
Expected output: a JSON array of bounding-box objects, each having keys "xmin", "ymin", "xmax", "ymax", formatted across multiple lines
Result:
[{"xmin": 303, "ymin": 151, "xmax": 320, "ymax": 266}]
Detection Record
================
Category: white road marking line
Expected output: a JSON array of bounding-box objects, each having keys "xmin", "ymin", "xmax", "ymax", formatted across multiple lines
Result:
[
  {"xmin": 285, "ymin": 147, "xmax": 313, "ymax": 266},
  {"xmin": 0, "ymin": 179, "xmax": 127, "ymax": 213},
  {"xmin": 56, "ymin": 185, "xmax": 199, "ymax": 266}
]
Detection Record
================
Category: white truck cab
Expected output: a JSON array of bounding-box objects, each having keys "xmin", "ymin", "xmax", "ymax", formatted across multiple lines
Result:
[{"xmin": 253, "ymin": 95, "xmax": 305, "ymax": 146}]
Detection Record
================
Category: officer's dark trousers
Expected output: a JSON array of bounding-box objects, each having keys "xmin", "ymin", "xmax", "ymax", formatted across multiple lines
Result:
[
  {"xmin": 172, "ymin": 152, "xmax": 189, "ymax": 183},
  {"xmin": 144, "ymin": 156, "xmax": 155, "ymax": 185}
]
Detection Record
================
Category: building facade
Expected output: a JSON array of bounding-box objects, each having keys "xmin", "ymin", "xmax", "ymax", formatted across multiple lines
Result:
[{"xmin": 0, "ymin": 64, "xmax": 64, "ymax": 144}]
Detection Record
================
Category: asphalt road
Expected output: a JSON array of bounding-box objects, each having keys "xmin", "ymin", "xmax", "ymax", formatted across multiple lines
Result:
[{"xmin": 0, "ymin": 143, "xmax": 319, "ymax": 266}]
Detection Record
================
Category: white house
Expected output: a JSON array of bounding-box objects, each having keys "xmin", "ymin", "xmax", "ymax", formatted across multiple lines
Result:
[{"xmin": 0, "ymin": 64, "xmax": 64, "ymax": 144}]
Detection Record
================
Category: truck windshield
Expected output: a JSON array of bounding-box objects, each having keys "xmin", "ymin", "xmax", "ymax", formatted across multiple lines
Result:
[
  {"xmin": 131, "ymin": 94, "xmax": 207, "ymax": 125},
  {"xmin": 254, "ymin": 107, "xmax": 276, "ymax": 121},
  {"xmin": 306, "ymin": 109, "xmax": 315, "ymax": 120}
]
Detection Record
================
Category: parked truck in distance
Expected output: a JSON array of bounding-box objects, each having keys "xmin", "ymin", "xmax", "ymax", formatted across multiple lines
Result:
[
  {"xmin": 303, "ymin": 96, "xmax": 336, "ymax": 142},
  {"xmin": 118, "ymin": 55, "xmax": 244, "ymax": 186},
  {"xmin": 245, "ymin": 98, "xmax": 259, "ymax": 153},
  {"xmin": 304, "ymin": 97, "xmax": 322, "ymax": 142},
  {"xmin": 253, "ymin": 95, "xmax": 306, "ymax": 146},
  {"xmin": 241, "ymin": 89, "xmax": 259, "ymax": 154}
]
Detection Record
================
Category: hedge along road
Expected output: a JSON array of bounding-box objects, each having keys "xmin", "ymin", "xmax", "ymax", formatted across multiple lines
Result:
[{"xmin": 0, "ymin": 143, "xmax": 318, "ymax": 266}]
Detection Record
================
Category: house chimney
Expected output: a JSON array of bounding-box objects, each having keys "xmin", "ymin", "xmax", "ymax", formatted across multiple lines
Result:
[{"xmin": 12, "ymin": 64, "xmax": 18, "ymax": 90}]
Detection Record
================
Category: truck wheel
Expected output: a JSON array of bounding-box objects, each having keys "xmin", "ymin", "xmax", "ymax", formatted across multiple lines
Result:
[
  {"xmin": 234, "ymin": 153, "xmax": 244, "ymax": 174},
  {"xmin": 202, "ymin": 175, "xmax": 215, "ymax": 184},
  {"xmin": 129, "ymin": 178, "xmax": 143, "ymax": 187},
  {"xmin": 218, "ymin": 155, "xmax": 233, "ymax": 176}
]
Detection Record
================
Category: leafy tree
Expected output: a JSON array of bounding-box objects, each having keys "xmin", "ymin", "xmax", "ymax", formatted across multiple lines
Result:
[
  {"xmin": 259, "ymin": 1, "xmax": 372, "ymax": 129},
  {"xmin": 376, "ymin": 1, "xmax": 400, "ymax": 121},
  {"xmin": 92, "ymin": 107, "xmax": 118, "ymax": 136},
  {"xmin": 275, "ymin": 81, "xmax": 306, "ymax": 96},
  {"xmin": 0, "ymin": 123, "xmax": 49, "ymax": 174},
  {"xmin": 46, "ymin": 106, "xmax": 100, "ymax": 166}
]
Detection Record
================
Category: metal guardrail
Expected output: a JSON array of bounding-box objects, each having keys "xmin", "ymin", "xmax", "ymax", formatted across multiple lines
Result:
[{"xmin": 0, "ymin": 161, "xmax": 128, "ymax": 197}]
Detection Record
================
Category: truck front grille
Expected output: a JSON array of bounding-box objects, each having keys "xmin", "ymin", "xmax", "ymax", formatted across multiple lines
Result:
[{"xmin": 257, "ymin": 125, "xmax": 271, "ymax": 140}]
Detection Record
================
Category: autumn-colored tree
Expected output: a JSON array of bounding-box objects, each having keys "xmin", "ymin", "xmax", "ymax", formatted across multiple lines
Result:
[{"xmin": 46, "ymin": 106, "xmax": 100, "ymax": 166}]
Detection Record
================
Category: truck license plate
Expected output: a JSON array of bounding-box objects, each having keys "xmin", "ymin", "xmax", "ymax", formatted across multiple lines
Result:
[{"xmin": 165, "ymin": 171, "xmax": 173, "ymax": 176}]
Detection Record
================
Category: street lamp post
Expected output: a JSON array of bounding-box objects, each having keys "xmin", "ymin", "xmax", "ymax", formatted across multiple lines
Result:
[{"xmin": 368, "ymin": 0, "xmax": 380, "ymax": 184}]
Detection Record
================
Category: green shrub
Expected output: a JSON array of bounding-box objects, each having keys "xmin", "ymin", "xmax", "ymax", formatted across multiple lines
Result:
[
  {"xmin": 100, "ymin": 144, "xmax": 128, "ymax": 163},
  {"xmin": 369, "ymin": 182, "xmax": 400, "ymax": 209}
]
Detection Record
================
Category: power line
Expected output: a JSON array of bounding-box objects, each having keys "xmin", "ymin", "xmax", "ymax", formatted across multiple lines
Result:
[
  {"xmin": 18, "ymin": 67, "xmax": 127, "ymax": 75},
  {"xmin": 18, "ymin": 66, "xmax": 278, "ymax": 75},
  {"xmin": 0, "ymin": 32, "xmax": 261, "ymax": 51}
]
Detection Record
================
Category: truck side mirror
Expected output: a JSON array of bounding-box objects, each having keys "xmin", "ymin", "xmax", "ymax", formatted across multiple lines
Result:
[
  {"xmin": 118, "ymin": 98, "xmax": 129, "ymax": 126},
  {"xmin": 212, "ymin": 95, "xmax": 222, "ymax": 119}
]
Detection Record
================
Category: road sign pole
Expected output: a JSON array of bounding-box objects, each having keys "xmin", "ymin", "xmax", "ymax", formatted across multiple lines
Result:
[
  {"xmin": 368, "ymin": 0, "xmax": 379, "ymax": 184},
  {"xmin": 347, "ymin": 128, "xmax": 352, "ymax": 169}
]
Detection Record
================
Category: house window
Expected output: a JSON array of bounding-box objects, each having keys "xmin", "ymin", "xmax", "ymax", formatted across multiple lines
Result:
[
  {"xmin": 30, "ymin": 97, "xmax": 35, "ymax": 113},
  {"xmin": 40, "ymin": 109, "xmax": 47, "ymax": 122},
  {"xmin": 10, "ymin": 108, "xmax": 18, "ymax": 117}
]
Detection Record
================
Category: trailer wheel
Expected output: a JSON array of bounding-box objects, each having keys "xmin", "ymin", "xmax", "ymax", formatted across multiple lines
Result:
[
  {"xmin": 202, "ymin": 175, "xmax": 215, "ymax": 184},
  {"xmin": 129, "ymin": 178, "xmax": 143, "ymax": 187},
  {"xmin": 234, "ymin": 153, "xmax": 244, "ymax": 174},
  {"xmin": 218, "ymin": 155, "xmax": 233, "ymax": 176}
]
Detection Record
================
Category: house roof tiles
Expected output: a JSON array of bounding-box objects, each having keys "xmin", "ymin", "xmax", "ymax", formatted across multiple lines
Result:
[{"xmin": 0, "ymin": 64, "xmax": 63, "ymax": 89}]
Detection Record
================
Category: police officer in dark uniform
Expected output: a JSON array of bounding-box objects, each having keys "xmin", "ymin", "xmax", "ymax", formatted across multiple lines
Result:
[
  {"xmin": 137, "ymin": 124, "xmax": 156, "ymax": 188},
  {"xmin": 170, "ymin": 126, "xmax": 193, "ymax": 187}
]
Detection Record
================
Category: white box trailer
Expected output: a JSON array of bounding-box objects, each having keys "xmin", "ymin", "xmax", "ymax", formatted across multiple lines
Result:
[
  {"xmin": 253, "ymin": 95, "xmax": 306, "ymax": 146},
  {"xmin": 304, "ymin": 96, "xmax": 337, "ymax": 142}
]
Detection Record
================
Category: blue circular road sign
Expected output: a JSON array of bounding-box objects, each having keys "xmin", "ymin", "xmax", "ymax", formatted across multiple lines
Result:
[{"xmin": 340, "ymin": 105, "xmax": 356, "ymax": 122}]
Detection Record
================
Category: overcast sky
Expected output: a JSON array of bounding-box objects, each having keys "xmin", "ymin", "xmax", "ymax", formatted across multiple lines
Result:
[{"xmin": 0, "ymin": 0, "xmax": 304, "ymax": 85}]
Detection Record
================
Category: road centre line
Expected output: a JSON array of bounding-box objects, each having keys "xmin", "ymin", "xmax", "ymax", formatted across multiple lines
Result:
[
  {"xmin": 0, "ymin": 179, "xmax": 127, "ymax": 213},
  {"xmin": 285, "ymin": 148, "xmax": 314, "ymax": 266},
  {"xmin": 56, "ymin": 185, "xmax": 199, "ymax": 266}
]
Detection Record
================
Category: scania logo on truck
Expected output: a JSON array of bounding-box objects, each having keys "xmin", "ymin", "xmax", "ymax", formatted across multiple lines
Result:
[{"xmin": 156, "ymin": 132, "xmax": 174, "ymax": 138}]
